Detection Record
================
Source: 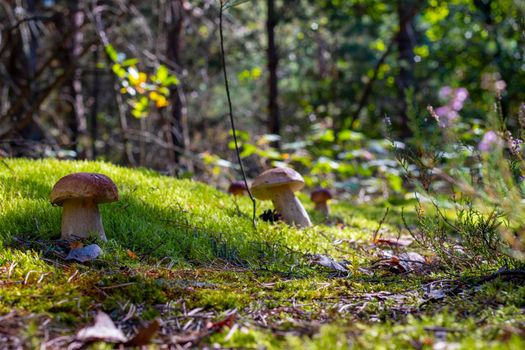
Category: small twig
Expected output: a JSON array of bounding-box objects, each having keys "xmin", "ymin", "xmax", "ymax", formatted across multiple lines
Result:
[
  {"xmin": 219, "ymin": 1, "xmax": 257, "ymax": 228},
  {"xmin": 67, "ymin": 269, "xmax": 79, "ymax": 283},
  {"xmin": 2, "ymin": 15, "xmax": 55, "ymax": 33},
  {"xmin": 471, "ymin": 268, "xmax": 525, "ymax": 286},
  {"xmin": 372, "ymin": 207, "xmax": 390, "ymax": 242},
  {"xmin": 100, "ymin": 282, "xmax": 137, "ymax": 290},
  {"xmin": 7, "ymin": 262, "xmax": 17, "ymax": 278},
  {"xmin": 424, "ymin": 326, "xmax": 464, "ymax": 333},
  {"xmin": 24, "ymin": 270, "xmax": 36, "ymax": 285}
]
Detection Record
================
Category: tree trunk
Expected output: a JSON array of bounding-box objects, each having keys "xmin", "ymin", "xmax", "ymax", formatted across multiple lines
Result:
[
  {"xmin": 267, "ymin": 0, "xmax": 280, "ymax": 146},
  {"xmin": 18, "ymin": 0, "xmax": 44, "ymax": 143},
  {"xmin": 396, "ymin": 1, "xmax": 416, "ymax": 138},
  {"xmin": 166, "ymin": 0, "xmax": 186, "ymax": 165},
  {"xmin": 90, "ymin": 46, "xmax": 99, "ymax": 159},
  {"xmin": 68, "ymin": 1, "xmax": 89, "ymax": 159}
]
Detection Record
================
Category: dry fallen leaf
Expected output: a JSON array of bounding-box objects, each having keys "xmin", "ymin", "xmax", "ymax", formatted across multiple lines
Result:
[
  {"xmin": 374, "ymin": 237, "xmax": 413, "ymax": 247},
  {"xmin": 376, "ymin": 251, "xmax": 428, "ymax": 273},
  {"xmin": 397, "ymin": 252, "xmax": 427, "ymax": 272},
  {"xmin": 76, "ymin": 311, "xmax": 127, "ymax": 343},
  {"xmin": 308, "ymin": 254, "xmax": 349, "ymax": 273},
  {"xmin": 76, "ymin": 311, "xmax": 160, "ymax": 346},
  {"xmin": 206, "ymin": 313, "xmax": 236, "ymax": 332},
  {"xmin": 126, "ymin": 319, "xmax": 160, "ymax": 346}
]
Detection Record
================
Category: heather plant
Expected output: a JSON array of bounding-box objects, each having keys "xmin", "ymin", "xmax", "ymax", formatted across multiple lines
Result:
[{"xmin": 396, "ymin": 86, "xmax": 525, "ymax": 268}]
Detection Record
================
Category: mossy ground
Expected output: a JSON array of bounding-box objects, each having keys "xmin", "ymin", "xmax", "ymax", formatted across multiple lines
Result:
[{"xmin": 0, "ymin": 158, "xmax": 523, "ymax": 349}]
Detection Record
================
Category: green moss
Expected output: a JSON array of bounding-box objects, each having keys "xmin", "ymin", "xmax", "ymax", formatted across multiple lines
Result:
[
  {"xmin": 192, "ymin": 289, "xmax": 247, "ymax": 311},
  {"xmin": 1, "ymin": 159, "xmax": 524, "ymax": 349}
]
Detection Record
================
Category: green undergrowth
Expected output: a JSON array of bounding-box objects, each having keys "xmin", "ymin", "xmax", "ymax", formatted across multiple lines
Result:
[{"xmin": 0, "ymin": 158, "xmax": 524, "ymax": 349}]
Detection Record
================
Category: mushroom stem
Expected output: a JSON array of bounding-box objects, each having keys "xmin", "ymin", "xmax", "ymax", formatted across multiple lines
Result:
[
  {"xmin": 271, "ymin": 190, "xmax": 312, "ymax": 227},
  {"xmin": 314, "ymin": 202, "xmax": 330, "ymax": 219},
  {"xmin": 61, "ymin": 199, "xmax": 107, "ymax": 241}
]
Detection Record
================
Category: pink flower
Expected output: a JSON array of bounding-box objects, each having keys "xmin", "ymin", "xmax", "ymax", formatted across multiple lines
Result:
[
  {"xmin": 439, "ymin": 86, "xmax": 452, "ymax": 100},
  {"xmin": 495, "ymin": 80, "xmax": 506, "ymax": 95},
  {"xmin": 478, "ymin": 131, "xmax": 502, "ymax": 152},
  {"xmin": 451, "ymin": 88, "xmax": 469, "ymax": 111},
  {"xmin": 455, "ymin": 88, "xmax": 469, "ymax": 102},
  {"xmin": 434, "ymin": 106, "xmax": 459, "ymax": 127}
]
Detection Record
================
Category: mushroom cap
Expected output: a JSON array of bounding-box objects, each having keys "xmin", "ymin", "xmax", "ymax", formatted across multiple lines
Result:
[
  {"xmin": 310, "ymin": 188, "xmax": 333, "ymax": 203},
  {"xmin": 228, "ymin": 181, "xmax": 248, "ymax": 196},
  {"xmin": 50, "ymin": 172, "xmax": 118, "ymax": 206},
  {"xmin": 250, "ymin": 168, "xmax": 305, "ymax": 200}
]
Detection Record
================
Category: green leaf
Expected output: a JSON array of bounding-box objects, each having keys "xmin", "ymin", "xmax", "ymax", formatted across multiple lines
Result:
[
  {"xmin": 240, "ymin": 144, "xmax": 257, "ymax": 158},
  {"xmin": 111, "ymin": 64, "xmax": 126, "ymax": 78},
  {"xmin": 105, "ymin": 44, "xmax": 118, "ymax": 62},
  {"xmin": 121, "ymin": 58, "xmax": 139, "ymax": 67},
  {"xmin": 156, "ymin": 65, "xmax": 169, "ymax": 84},
  {"xmin": 318, "ymin": 130, "xmax": 335, "ymax": 143},
  {"xmin": 165, "ymin": 75, "xmax": 179, "ymax": 86},
  {"xmin": 158, "ymin": 87, "xmax": 170, "ymax": 96},
  {"xmin": 138, "ymin": 96, "xmax": 149, "ymax": 108},
  {"xmin": 338, "ymin": 130, "xmax": 364, "ymax": 142},
  {"xmin": 386, "ymin": 173, "xmax": 403, "ymax": 192},
  {"xmin": 131, "ymin": 108, "xmax": 144, "ymax": 118},
  {"xmin": 229, "ymin": 129, "xmax": 250, "ymax": 141},
  {"xmin": 290, "ymin": 154, "xmax": 312, "ymax": 167}
]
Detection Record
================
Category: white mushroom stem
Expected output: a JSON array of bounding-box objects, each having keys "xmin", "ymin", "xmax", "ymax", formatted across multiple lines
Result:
[
  {"xmin": 271, "ymin": 190, "xmax": 312, "ymax": 227},
  {"xmin": 314, "ymin": 202, "xmax": 330, "ymax": 219},
  {"xmin": 60, "ymin": 198, "xmax": 107, "ymax": 241}
]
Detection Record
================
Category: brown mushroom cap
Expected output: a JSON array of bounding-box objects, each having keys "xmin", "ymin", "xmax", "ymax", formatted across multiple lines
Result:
[
  {"xmin": 310, "ymin": 188, "xmax": 333, "ymax": 203},
  {"xmin": 250, "ymin": 168, "xmax": 305, "ymax": 200},
  {"xmin": 228, "ymin": 181, "xmax": 248, "ymax": 196},
  {"xmin": 50, "ymin": 173, "xmax": 118, "ymax": 206}
]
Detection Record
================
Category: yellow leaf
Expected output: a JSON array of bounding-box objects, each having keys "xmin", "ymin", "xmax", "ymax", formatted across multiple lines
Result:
[
  {"xmin": 155, "ymin": 96, "xmax": 168, "ymax": 108},
  {"xmin": 138, "ymin": 72, "xmax": 147, "ymax": 84},
  {"xmin": 149, "ymin": 91, "xmax": 160, "ymax": 101},
  {"xmin": 129, "ymin": 70, "xmax": 147, "ymax": 86},
  {"xmin": 251, "ymin": 67, "xmax": 262, "ymax": 79}
]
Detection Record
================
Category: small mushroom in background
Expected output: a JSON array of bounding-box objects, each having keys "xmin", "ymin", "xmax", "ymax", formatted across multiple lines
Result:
[
  {"xmin": 228, "ymin": 180, "xmax": 248, "ymax": 215},
  {"xmin": 310, "ymin": 188, "xmax": 333, "ymax": 219},
  {"xmin": 228, "ymin": 181, "xmax": 248, "ymax": 196},
  {"xmin": 50, "ymin": 173, "xmax": 118, "ymax": 241},
  {"xmin": 250, "ymin": 167, "xmax": 311, "ymax": 227}
]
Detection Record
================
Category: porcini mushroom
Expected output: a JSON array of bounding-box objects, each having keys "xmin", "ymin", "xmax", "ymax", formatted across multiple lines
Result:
[
  {"xmin": 50, "ymin": 173, "xmax": 118, "ymax": 241},
  {"xmin": 250, "ymin": 168, "xmax": 311, "ymax": 227},
  {"xmin": 310, "ymin": 188, "xmax": 333, "ymax": 219},
  {"xmin": 228, "ymin": 181, "xmax": 248, "ymax": 196},
  {"xmin": 228, "ymin": 180, "xmax": 248, "ymax": 215}
]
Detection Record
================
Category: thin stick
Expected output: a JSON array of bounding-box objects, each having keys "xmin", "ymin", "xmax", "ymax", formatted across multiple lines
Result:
[
  {"xmin": 219, "ymin": 1, "xmax": 256, "ymax": 228},
  {"xmin": 372, "ymin": 207, "xmax": 390, "ymax": 242}
]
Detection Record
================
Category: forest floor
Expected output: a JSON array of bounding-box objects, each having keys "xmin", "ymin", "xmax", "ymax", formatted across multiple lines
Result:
[{"xmin": 0, "ymin": 158, "xmax": 524, "ymax": 349}]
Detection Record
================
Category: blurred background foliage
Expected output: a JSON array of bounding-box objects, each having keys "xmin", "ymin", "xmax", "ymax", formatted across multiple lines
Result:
[{"xmin": 1, "ymin": 0, "xmax": 524, "ymax": 205}]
